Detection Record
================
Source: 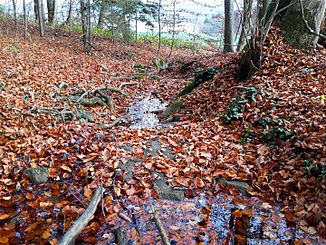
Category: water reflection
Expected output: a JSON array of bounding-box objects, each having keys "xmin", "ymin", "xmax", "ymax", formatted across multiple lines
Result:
[{"xmin": 97, "ymin": 193, "xmax": 324, "ymax": 244}]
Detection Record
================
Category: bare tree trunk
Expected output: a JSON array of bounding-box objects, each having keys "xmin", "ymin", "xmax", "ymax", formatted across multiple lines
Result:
[
  {"xmin": 11, "ymin": 0, "xmax": 17, "ymax": 35},
  {"xmin": 157, "ymin": 0, "xmax": 162, "ymax": 57},
  {"xmin": 47, "ymin": 0, "xmax": 56, "ymax": 24},
  {"xmin": 80, "ymin": 0, "xmax": 91, "ymax": 52},
  {"xmin": 23, "ymin": 0, "xmax": 28, "ymax": 39},
  {"xmin": 224, "ymin": 0, "xmax": 235, "ymax": 52},
  {"xmin": 86, "ymin": 0, "xmax": 91, "ymax": 48},
  {"xmin": 135, "ymin": 11, "xmax": 138, "ymax": 41},
  {"xmin": 168, "ymin": 0, "xmax": 176, "ymax": 58},
  {"xmin": 34, "ymin": 0, "xmax": 39, "ymax": 20},
  {"xmin": 38, "ymin": 0, "xmax": 45, "ymax": 36},
  {"xmin": 65, "ymin": 0, "xmax": 74, "ymax": 25},
  {"xmin": 237, "ymin": 0, "xmax": 255, "ymax": 51},
  {"xmin": 97, "ymin": 0, "xmax": 109, "ymax": 28}
]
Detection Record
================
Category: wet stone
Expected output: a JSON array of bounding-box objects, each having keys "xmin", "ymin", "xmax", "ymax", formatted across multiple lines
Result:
[
  {"xmin": 149, "ymin": 140, "xmax": 161, "ymax": 156},
  {"xmin": 23, "ymin": 168, "xmax": 49, "ymax": 184},
  {"xmin": 216, "ymin": 178, "xmax": 249, "ymax": 195},
  {"xmin": 120, "ymin": 159, "xmax": 144, "ymax": 181},
  {"xmin": 117, "ymin": 144, "xmax": 133, "ymax": 152},
  {"xmin": 153, "ymin": 172, "xmax": 185, "ymax": 201},
  {"xmin": 161, "ymin": 147, "xmax": 175, "ymax": 160}
]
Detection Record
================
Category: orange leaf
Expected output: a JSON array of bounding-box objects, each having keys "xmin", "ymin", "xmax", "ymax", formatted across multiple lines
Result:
[
  {"xmin": 60, "ymin": 165, "xmax": 72, "ymax": 172},
  {"xmin": 0, "ymin": 237, "xmax": 9, "ymax": 244},
  {"xmin": 0, "ymin": 214, "xmax": 10, "ymax": 220},
  {"xmin": 41, "ymin": 231, "xmax": 51, "ymax": 239},
  {"xmin": 194, "ymin": 177, "xmax": 205, "ymax": 188}
]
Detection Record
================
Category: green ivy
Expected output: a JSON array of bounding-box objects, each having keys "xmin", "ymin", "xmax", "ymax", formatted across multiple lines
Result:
[
  {"xmin": 223, "ymin": 87, "xmax": 261, "ymax": 124},
  {"xmin": 260, "ymin": 127, "xmax": 292, "ymax": 145},
  {"xmin": 303, "ymin": 160, "xmax": 326, "ymax": 177},
  {"xmin": 241, "ymin": 128, "xmax": 255, "ymax": 144}
]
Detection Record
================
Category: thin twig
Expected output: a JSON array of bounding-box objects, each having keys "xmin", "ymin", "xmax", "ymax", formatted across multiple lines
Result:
[{"xmin": 68, "ymin": 190, "xmax": 86, "ymax": 208}]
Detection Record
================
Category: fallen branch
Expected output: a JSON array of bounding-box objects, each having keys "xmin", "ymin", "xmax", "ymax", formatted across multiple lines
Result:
[
  {"xmin": 77, "ymin": 97, "xmax": 106, "ymax": 106},
  {"xmin": 92, "ymin": 85, "xmax": 126, "ymax": 95},
  {"xmin": 109, "ymin": 75, "xmax": 138, "ymax": 81},
  {"xmin": 59, "ymin": 186, "xmax": 103, "ymax": 245},
  {"xmin": 150, "ymin": 204, "xmax": 171, "ymax": 245},
  {"xmin": 118, "ymin": 82, "xmax": 139, "ymax": 90},
  {"xmin": 97, "ymin": 116, "xmax": 123, "ymax": 129}
]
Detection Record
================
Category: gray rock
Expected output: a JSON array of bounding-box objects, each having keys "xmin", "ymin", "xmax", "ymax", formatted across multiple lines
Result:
[
  {"xmin": 216, "ymin": 178, "xmax": 249, "ymax": 195},
  {"xmin": 120, "ymin": 159, "xmax": 144, "ymax": 181},
  {"xmin": 281, "ymin": 0, "xmax": 325, "ymax": 49},
  {"xmin": 153, "ymin": 172, "xmax": 185, "ymax": 201},
  {"xmin": 161, "ymin": 147, "xmax": 175, "ymax": 160},
  {"xmin": 150, "ymin": 140, "xmax": 161, "ymax": 156},
  {"xmin": 23, "ymin": 168, "xmax": 49, "ymax": 184}
]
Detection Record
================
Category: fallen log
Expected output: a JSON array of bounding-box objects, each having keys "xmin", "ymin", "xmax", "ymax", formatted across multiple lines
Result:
[
  {"xmin": 59, "ymin": 186, "xmax": 103, "ymax": 245},
  {"xmin": 177, "ymin": 67, "xmax": 220, "ymax": 97},
  {"xmin": 161, "ymin": 67, "xmax": 219, "ymax": 118}
]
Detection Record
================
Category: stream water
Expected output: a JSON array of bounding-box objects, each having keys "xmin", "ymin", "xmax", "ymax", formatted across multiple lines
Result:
[
  {"xmin": 99, "ymin": 95, "xmax": 326, "ymax": 244},
  {"xmin": 96, "ymin": 192, "xmax": 324, "ymax": 244}
]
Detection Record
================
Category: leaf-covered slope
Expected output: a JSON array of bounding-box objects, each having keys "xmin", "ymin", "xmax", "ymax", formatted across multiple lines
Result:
[{"xmin": 0, "ymin": 26, "xmax": 325, "ymax": 243}]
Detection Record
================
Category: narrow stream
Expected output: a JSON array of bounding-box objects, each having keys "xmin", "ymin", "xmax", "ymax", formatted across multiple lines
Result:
[{"xmin": 97, "ymin": 193, "xmax": 324, "ymax": 244}]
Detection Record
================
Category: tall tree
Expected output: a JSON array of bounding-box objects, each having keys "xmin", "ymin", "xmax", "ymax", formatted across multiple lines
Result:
[
  {"xmin": 34, "ymin": 0, "xmax": 39, "ymax": 20},
  {"xmin": 80, "ymin": 0, "xmax": 91, "ymax": 52},
  {"xmin": 23, "ymin": 0, "xmax": 28, "ymax": 39},
  {"xmin": 237, "ymin": 0, "xmax": 254, "ymax": 51},
  {"xmin": 65, "ymin": 0, "xmax": 74, "ymax": 25},
  {"xmin": 224, "ymin": 0, "xmax": 235, "ymax": 52},
  {"xmin": 11, "ymin": 0, "xmax": 17, "ymax": 35},
  {"xmin": 97, "ymin": 0, "xmax": 109, "ymax": 28},
  {"xmin": 47, "ymin": 0, "xmax": 56, "ymax": 24},
  {"xmin": 38, "ymin": 0, "xmax": 45, "ymax": 36}
]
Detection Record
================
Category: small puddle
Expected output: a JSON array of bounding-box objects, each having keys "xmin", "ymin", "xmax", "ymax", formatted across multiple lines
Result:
[
  {"xmin": 97, "ymin": 193, "xmax": 324, "ymax": 244},
  {"xmin": 127, "ymin": 94, "xmax": 168, "ymax": 129}
]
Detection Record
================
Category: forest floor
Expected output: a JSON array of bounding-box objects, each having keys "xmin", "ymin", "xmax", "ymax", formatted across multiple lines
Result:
[{"xmin": 0, "ymin": 22, "xmax": 325, "ymax": 244}]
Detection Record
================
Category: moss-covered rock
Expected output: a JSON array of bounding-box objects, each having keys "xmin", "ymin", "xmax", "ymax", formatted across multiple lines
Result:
[
  {"xmin": 23, "ymin": 168, "xmax": 49, "ymax": 184},
  {"xmin": 161, "ymin": 98, "xmax": 184, "ymax": 118}
]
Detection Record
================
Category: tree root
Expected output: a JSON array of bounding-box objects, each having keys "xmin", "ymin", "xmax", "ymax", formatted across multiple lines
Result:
[{"xmin": 97, "ymin": 116, "xmax": 124, "ymax": 129}]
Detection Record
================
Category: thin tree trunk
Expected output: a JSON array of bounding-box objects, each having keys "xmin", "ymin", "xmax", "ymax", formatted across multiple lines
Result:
[
  {"xmin": 34, "ymin": 0, "xmax": 39, "ymax": 20},
  {"xmin": 81, "ymin": 0, "xmax": 91, "ymax": 52},
  {"xmin": 97, "ymin": 0, "xmax": 109, "ymax": 28},
  {"xmin": 157, "ymin": 0, "xmax": 162, "ymax": 57},
  {"xmin": 12, "ymin": 0, "xmax": 17, "ymax": 35},
  {"xmin": 23, "ymin": 0, "xmax": 28, "ymax": 39},
  {"xmin": 47, "ymin": 0, "xmax": 56, "ymax": 24},
  {"xmin": 224, "ymin": 0, "xmax": 235, "ymax": 52},
  {"xmin": 65, "ymin": 0, "xmax": 73, "ymax": 25},
  {"xmin": 237, "ymin": 0, "xmax": 254, "ymax": 51},
  {"xmin": 168, "ymin": 0, "xmax": 176, "ymax": 58},
  {"xmin": 86, "ymin": 0, "xmax": 91, "ymax": 49},
  {"xmin": 38, "ymin": 0, "xmax": 45, "ymax": 36}
]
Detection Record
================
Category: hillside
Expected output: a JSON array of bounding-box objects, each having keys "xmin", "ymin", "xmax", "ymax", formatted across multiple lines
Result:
[{"xmin": 0, "ymin": 23, "xmax": 325, "ymax": 244}]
